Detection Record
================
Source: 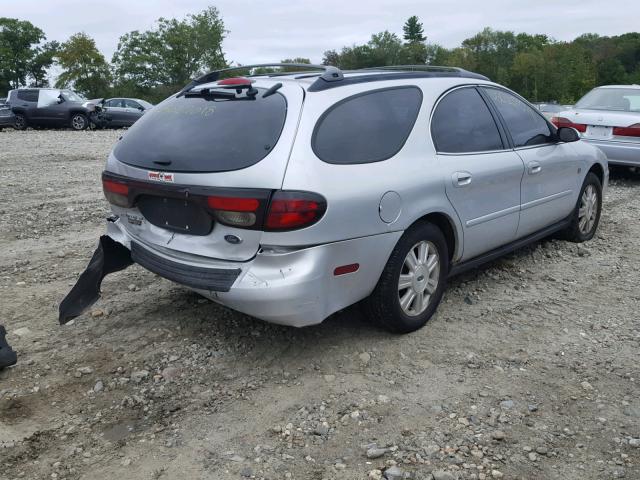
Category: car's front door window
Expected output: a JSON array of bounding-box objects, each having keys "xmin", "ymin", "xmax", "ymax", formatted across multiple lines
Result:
[
  {"xmin": 37, "ymin": 90, "xmax": 61, "ymax": 108},
  {"xmin": 124, "ymin": 99, "xmax": 141, "ymax": 110},
  {"xmin": 484, "ymin": 88, "xmax": 555, "ymax": 148}
]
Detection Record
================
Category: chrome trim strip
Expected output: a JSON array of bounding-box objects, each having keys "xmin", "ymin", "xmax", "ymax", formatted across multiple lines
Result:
[
  {"xmin": 466, "ymin": 205, "xmax": 520, "ymax": 227},
  {"xmin": 437, "ymin": 148, "xmax": 511, "ymax": 156},
  {"xmin": 521, "ymin": 190, "xmax": 573, "ymax": 211}
]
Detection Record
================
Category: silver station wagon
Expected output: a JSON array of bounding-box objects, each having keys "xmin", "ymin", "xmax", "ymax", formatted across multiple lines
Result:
[{"xmin": 60, "ymin": 64, "xmax": 608, "ymax": 333}]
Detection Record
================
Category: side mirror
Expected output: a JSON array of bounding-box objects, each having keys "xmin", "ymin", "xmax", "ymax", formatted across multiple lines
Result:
[
  {"xmin": 57, "ymin": 96, "xmax": 64, "ymax": 104},
  {"xmin": 137, "ymin": 106, "xmax": 144, "ymax": 111},
  {"xmin": 557, "ymin": 127, "xmax": 580, "ymax": 143}
]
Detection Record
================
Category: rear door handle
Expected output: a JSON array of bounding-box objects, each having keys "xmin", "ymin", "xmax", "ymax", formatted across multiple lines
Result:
[
  {"xmin": 452, "ymin": 171, "xmax": 472, "ymax": 187},
  {"xmin": 528, "ymin": 161, "xmax": 542, "ymax": 174}
]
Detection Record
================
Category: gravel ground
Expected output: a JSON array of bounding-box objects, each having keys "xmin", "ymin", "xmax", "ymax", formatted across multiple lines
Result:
[{"xmin": 0, "ymin": 129, "xmax": 639, "ymax": 480}]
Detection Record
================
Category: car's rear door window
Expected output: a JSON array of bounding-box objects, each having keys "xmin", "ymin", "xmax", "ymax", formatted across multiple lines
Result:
[
  {"xmin": 312, "ymin": 86, "xmax": 422, "ymax": 164},
  {"xmin": 113, "ymin": 88, "xmax": 287, "ymax": 173},
  {"xmin": 17, "ymin": 90, "xmax": 39, "ymax": 103},
  {"xmin": 483, "ymin": 88, "xmax": 554, "ymax": 148},
  {"xmin": 431, "ymin": 87, "xmax": 504, "ymax": 153}
]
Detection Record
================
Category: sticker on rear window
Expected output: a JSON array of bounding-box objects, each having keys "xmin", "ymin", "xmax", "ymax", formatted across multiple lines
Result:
[{"xmin": 148, "ymin": 171, "xmax": 174, "ymax": 182}]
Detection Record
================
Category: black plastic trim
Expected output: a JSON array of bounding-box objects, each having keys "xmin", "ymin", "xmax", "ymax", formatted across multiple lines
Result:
[
  {"xmin": 448, "ymin": 215, "xmax": 571, "ymax": 278},
  {"xmin": 131, "ymin": 242, "xmax": 241, "ymax": 292}
]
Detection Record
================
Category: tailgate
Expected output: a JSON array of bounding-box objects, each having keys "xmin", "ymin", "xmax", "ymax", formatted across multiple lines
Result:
[{"xmin": 104, "ymin": 80, "xmax": 305, "ymax": 262}]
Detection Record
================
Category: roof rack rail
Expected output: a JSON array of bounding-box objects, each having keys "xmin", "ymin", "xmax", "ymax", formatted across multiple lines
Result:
[
  {"xmin": 308, "ymin": 65, "xmax": 489, "ymax": 92},
  {"xmin": 178, "ymin": 63, "xmax": 343, "ymax": 96},
  {"xmin": 360, "ymin": 65, "xmax": 467, "ymax": 73}
]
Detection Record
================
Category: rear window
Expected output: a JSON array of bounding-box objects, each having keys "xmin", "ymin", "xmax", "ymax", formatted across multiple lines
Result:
[
  {"xmin": 114, "ymin": 88, "xmax": 287, "ymax": 173},
  {"xmin": 575, "ymin": 88, "xmax": 640, "ymax": 112},
  {"xmin": 312, "ymin": 87, "xmax": 422, "ymax": 164},
  {"xmin": 17, "ymin": 90, "xmax": 39, "ymax": 102}
]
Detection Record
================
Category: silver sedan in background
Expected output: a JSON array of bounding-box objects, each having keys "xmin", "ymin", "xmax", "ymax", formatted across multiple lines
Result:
[
  {"xmin": 90, "ymin": 98, "xmax": 154, "ymax": 128},
  {"xmin": 551, "ymin": 85, "xmax": 640, "ymax": 167}
]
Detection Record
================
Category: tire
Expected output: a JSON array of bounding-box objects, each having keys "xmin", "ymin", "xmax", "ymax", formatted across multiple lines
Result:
[
  {"xmin": 70, "ymin": 113, "xmax": 88, "ymax": 131},
  {"xmin": 364, "ymin": 222, "xmax": 449, "ymax": 333},
  {"xmin": 563, "ymin": 172, "xmax": 602, "ymax": 243},
  {"xmin": 14, "ymin": 114, "xmax": 27, "ymax": 130}
]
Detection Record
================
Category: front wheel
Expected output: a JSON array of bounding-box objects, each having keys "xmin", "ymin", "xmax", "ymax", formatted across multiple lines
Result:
[
  {"xmin": 70, "ymin": 113, "xmax": 88, "ymax": 131},
  {"xmin": 564, "ymin": 172, "xmax": 602, "ymax": 242},
  {"xmin": 364, "ymin": 222, "xmax": 449, "ymax": 333}
]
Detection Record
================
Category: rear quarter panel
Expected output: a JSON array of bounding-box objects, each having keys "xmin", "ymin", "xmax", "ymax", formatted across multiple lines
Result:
[{"xmin": 269, "ymin": 78, "xmax": 474, "ymax": 262}]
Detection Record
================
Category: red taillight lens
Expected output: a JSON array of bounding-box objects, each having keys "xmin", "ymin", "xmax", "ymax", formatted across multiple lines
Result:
[
  {"xmin": 102, "ymin": 178, "xmax": 130, "ymax": 207},
  {"xmin": 207, "ymin": 195, "xmax": 260, "ymax": 227},
  {"xmin": 217, "ymin": 77, "xmax": 252, "ymax": 86},
  {"xmin": 551, "ymin": 116, "xmax": 587, "ymax": 133},
  {"xmin": 265, "ymin": 191, "xmax": 327, "ymax": 231},
  {"xmin": 613, "ymin": 123, "xmax": 640, "ymax": 137}
]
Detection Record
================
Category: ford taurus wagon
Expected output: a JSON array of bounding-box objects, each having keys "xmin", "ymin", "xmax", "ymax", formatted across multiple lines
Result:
[{"xmin": 60, "ymin": 64, "xmax": 608, "ymax": 333}]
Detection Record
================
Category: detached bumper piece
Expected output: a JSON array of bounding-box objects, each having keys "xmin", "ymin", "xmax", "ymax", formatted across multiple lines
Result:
[
  {"xmin": 58, "ymin": 236, "xmax": 133, "ymax": 324},
  {"xmin": 130, "ymin": 242, "xmax": 240, "ymax": 292}
]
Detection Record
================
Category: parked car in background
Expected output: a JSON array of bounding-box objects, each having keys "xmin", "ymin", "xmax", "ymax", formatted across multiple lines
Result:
[
  {"xmin": 92, "ymin": 98, "xmax": 153, "ymax": 127},
  {"xmin": 0, "ymin": 100, "xmax": 15, "ymax": 130},
  {"xmin": 7, "ymin": 88, "xmax": 94, "ymax": 130},
  {"xmin": 534, "ymin": 102, "xmax": 567, "ymax": 120},
  {"xmin": 62, "ymin": 64, "xmax": 608, "ymax": 334},
  {"xmin": 551, "ymin": 85, "xmax": 640, "ymax": 167}
]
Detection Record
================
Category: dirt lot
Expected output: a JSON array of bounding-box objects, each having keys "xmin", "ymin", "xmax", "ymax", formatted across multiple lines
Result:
[{"xmin": 0, "ymin": 129, "xmax": 639, "ymax": 480}]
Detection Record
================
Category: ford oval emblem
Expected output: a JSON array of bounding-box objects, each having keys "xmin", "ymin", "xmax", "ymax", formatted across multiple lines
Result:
[{"xmin": 224, "ymin": 235, "xmax": 242, "ymax": 245}]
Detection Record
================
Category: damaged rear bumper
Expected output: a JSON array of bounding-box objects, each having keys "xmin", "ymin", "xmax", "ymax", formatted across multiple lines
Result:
[{"xmin": 59, "ymin": 217, "xmax": 400, "ymax": 327}]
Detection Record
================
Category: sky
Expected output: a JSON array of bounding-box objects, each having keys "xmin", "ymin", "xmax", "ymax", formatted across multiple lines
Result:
[{"xmin": 3, "ymin": 0, "xmax": 640, "ymax": 65}]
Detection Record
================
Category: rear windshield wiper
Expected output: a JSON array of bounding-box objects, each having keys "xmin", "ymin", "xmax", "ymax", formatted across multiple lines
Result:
[
  {"xmin": 183, "ymin": 84, "xmax": 259, "ymax": 100},
  {"xmin": 184, "ymin": 88, "xmax": 237, "ymax": 99}
]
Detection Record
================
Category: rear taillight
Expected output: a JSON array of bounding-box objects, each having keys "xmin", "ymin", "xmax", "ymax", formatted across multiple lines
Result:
[
  {"xmin": 551, "ymin": 116, "xmax": 587, "ymax": 133},
  {"xmin": 217, "ymin": 77, "xmax": 253, "ymax": 86},
  {"xmin": 613, "ymin": 123, "xmax": 640, "ymax": 137},
  {"xmin": 102, "ymin": 178, "xmax": 129, "ymax": 207},
  {"xmin": 207, "ymin": 195, "xmax": 260, "ymax": 227},
  {"xmin": 265, "ymin": 191, "xmax": 327, "ymax": 231}
]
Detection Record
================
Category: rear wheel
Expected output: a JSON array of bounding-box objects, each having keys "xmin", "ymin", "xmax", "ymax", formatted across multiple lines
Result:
[
  {"xmin": 364, "ymin": 222, "xmax": 449, "ymax": 333},
  {"xmin": 70, "ymin": 113, "xmax": 88, "ymax": 131},
  {"xmin": 14, "ymin": 114, "xmax": 27, "ymax": 130},
  {"xmin": 564, "ymin": 172, "xmax": 602, "ymax": 242}
]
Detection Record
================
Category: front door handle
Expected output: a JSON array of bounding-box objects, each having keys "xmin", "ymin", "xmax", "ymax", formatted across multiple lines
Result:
[
  {"xmin": 528, "ymin": 161, "xmax": 542, "ymax": 175},
  {"xmin": 452, "ymin": 171, "xmax": 472, "ymax": 187}
]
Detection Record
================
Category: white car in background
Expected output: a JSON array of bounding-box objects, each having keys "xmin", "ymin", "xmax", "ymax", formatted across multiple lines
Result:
[{"xmin": 552, "ymin": 85, "xmax": 640, "ymax": 167}]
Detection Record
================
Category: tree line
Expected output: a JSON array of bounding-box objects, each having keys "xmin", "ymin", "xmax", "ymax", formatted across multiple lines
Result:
[{"xmin": 1, "ymin": 10, "xmax": 639, "ymax": 104}]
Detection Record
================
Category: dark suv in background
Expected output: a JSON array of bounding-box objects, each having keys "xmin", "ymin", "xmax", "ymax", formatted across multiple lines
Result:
[{"xmin": 7, "ymin": 88, "xmax": 93, "ymax": 130}]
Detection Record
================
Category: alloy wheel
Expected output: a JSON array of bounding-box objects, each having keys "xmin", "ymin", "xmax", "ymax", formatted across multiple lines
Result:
[
  {"xmin": 72, "ymin": 115, "xmax": 86, "ymax": 130},
  {"xmin": 578, "ymin": 184, "xmax": 598, "ymax": 235},
  {"xmin": 398, "ymin": 240, "xmax": 440, "ymax": 316}
]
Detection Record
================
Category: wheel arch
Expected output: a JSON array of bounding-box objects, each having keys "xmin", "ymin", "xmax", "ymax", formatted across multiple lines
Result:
[
  {"xmin": 588, "ymin": 162, "xmax": 605, "ymax": 185},
  {"xmin": 407, "ymin": 211, "xmax": 461, "ymax": 263},
  {"xmin": 69, "ymin": 108, "xmax": 88, "ymax": 118}
]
